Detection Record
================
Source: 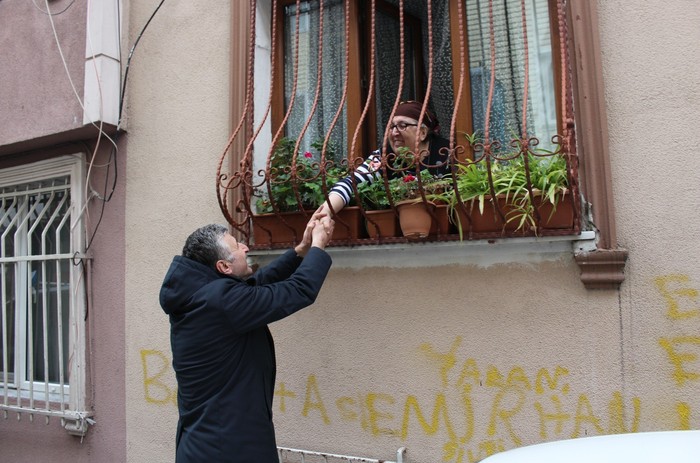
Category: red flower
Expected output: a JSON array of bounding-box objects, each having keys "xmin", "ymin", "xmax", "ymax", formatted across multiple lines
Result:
[
  {"xmin": 304, "ymin": 151, "xmax": 313, "ymax": 158},
  {"xmin": 403, "ymin": 174, "xmax": 416, "ymax": 182}
]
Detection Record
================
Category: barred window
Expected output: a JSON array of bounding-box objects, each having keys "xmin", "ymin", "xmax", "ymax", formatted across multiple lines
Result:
[
  {"xmin": 0, "ymin": 155, "xmax": 92, "ymax": 435},
  {"xmin": 219, "ymin": 0, "xmax": 582, "ymax": 249}
]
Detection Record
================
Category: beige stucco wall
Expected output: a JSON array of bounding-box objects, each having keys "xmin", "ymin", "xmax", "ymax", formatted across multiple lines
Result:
[
  {"xmin": 124, "ymin": 1, "xmax": 700, "ymax": 462},
  {"xmin": 123, "ymin": 1, "xmax": 232, "ymax": 461}
]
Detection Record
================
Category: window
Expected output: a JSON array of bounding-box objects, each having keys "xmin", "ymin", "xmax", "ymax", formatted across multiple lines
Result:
[
  {"xmin": 0, "ymin": 155, "xmax": 92, "ymax": 435},
  {"xmin": 274, "ymin": 0, "xmax": 561, "ymax": 158},
  {"xmin": 220, "ymin": 0, "xmax": 582, "ymax": 249}
]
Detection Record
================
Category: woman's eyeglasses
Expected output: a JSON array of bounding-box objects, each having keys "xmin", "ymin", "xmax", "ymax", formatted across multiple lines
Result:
[{"xmin": 389, "ymin": 122, "xmax": 418, "ymax": 132}]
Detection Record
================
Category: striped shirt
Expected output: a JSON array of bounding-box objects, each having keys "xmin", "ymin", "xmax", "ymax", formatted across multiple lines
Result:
[
  {"xmin": 329, "ymin": 137, "xmax": 451, "ymax": 206},
  {"xmin": 328, "ymin": 150, "xmax": 382, "ymax": 206}
]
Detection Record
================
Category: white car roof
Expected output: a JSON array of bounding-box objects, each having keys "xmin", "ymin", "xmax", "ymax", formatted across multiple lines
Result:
[{"xmin": 480, "ymin": 430, "xmax": 700, "ymax": 463}]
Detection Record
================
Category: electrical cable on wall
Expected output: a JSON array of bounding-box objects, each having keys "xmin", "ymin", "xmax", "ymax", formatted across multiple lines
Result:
[
  {"xmin": 42, "ymin": 0, "xmax": 167, "ymax": 337},
  {"xmin": 83, "ymin": 0, "xmax": 167, "ymax": 252},
  {"xmin": 43, "ymin": 0, "xmax": 114, "ymax": 257},
  {"xmin": 87, "ymin": 0, "xmax": 167, "ymax": 251},
  {"xmin": 42, "ymin": 0, "xmax": 167, "ymax": 251},
  {"xmin": 118, "ymin": 0, "xmax": 167, "ymax": 127}
]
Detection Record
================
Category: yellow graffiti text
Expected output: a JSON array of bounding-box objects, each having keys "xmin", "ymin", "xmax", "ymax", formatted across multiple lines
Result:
[
  {"xmin": 677, "ymin": 402, "xmax": 691, "ymax": 430},
  {"xmin": 275, "ymin": 382, "xmax": 296, "ymax": 413},
  {"xmin": 367, "ymin": 393, "xmax": 399, "ymax": 437},
  {"xmin": 607, "ymin": 391, "xmax": 640, "ymax": 434},
  {"xmin": 140, "ymin": 349, "xmax": 176, "ymax": 405},
  {"xmin": 658, "ymin": 336, "xmax": 700, "ymax": 386},
  {"xmin": 572, "ymin": 394, "xmax": 605, "ymax": 437},
  {"xmin": 534, "ymin": 395, "xmax": 570, "ymax": 438},
  {"xmin": 654, "ymin": 274, "xmax": 700, "ymax": 320},
  {"xmin": 419, "ymin": 336, "xmax": 462, "ymax": 388},
  {"xmin": 487, "ymin": 387, "xmax": 525, "ymax": 445},
  {"xmin": 302, "ymin": 374, "xmax": 330, "ymax": 424}
]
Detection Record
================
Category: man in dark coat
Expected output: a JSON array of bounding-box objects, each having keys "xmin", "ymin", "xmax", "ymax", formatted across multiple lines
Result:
[{"xmin": 159, "ymin": 214, "xmax": 334, "ymax": 462}]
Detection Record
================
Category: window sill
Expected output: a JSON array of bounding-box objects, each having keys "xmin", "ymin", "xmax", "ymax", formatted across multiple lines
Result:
[{"xmin": 249, "ymin": 230, "xmax": 597, "ymax": 270}]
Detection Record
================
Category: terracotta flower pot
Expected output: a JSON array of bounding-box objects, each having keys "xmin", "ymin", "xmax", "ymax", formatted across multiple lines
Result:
[
  {"xmin": 429, "ymin": 203, "xmax": 451, "ymax": 236},
  {"xmin": 331, "ymin": 206, "xmax": 365, "ymax": 241},
  {"xmin": 365, "ymin": 209, "xmax": 399, "ymax": 238},
  {"xmin": 534, "ymin": 191, "xmax": 574, "ymax": 229},
  {"xmin": 453, "ymin": 195, "xmax": 517, "ymax": 234},
  {"xmin": 252, "ymin": 211, "xmax": 308, "ymax": 246},
  {"xmin": 253, "ymin": 207, "xmax": 364, "ymax": 246},
  {"xmin": 396, "ymin": 200, "xmax": 436, "ymax": 240}
]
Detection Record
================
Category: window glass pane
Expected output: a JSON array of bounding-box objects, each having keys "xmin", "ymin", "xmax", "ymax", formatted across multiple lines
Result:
[
  {"xmin": 374, "ymin": 0, "xmax": 455, "ymax": 147},
  {"xmin": 29, "ymin": 259, "xmax": 70, "ymax": 383},
  {"xmin": 1, "ymin": 271, "xmax": 16, "ymax": 383},
  {"xmin": 374, "ymin": 8, "xmax": 420, "ymax": 136},
  {"xmin": 0, "ymin": 304, "xmax": 15, "ymax": 383},
  {"xmin": 0, "ymin": 176, "xmax": 71, "ymax": 387},
  {"xmin": 284, "ymin": 0, "xmax": 347, "ymax": 160},
  {"xmin": 1, "ymin": 196, "xmax": 17, "ymax": 383},
  {"xmin": 466, "ymin": 0, "xmax": 558, "ymax": 151}
]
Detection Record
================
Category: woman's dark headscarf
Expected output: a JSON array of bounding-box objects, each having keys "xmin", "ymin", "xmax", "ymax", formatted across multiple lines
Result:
[
  {"xmin": 389, "ymin": 101, "xmax": 449, "ymax": 176},
  {"xmin": 393, "ymin": 101, "xmax": 441, "ymax": 136}
]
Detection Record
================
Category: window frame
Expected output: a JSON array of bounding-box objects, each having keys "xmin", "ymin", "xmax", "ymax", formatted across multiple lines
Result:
[{"xmin": 0, "ymin": 154, "xmax": 92, "ymax": 434}]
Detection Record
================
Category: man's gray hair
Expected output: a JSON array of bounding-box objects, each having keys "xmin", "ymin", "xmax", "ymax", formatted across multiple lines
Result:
[{"xmin": 182, "ymin": 224, "xmax": 233, "ymax": 268}]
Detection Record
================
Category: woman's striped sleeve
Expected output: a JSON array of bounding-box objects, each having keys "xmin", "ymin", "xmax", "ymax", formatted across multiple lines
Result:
[{"xmin": 328, "ymin": 152, "xmax": 381, "ymax": 206}]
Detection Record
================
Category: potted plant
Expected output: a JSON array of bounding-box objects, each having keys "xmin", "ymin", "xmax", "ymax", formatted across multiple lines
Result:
[
  {"xmin": 442, "ymin": 160, "xmax": 511, "ymax": 238},
  {"xmin": 392, "ymin": 169, "xmax": 443, "ymax": 240},
  {"xmin": 422, "ymin": 173, "xmax": 453, "ymax": 236},
  {"xmin": 357, "ymin": 175, "xmax": 399, "ymax": 239},
  {"xmin": 443, "ymin": 134, "xmax": 574, "ymax": 238},
  {"xmin": 255, "ymin": 137, "xmax": 346, "ymax": 214},
  {"xmin": 352, "ymin": 144, "xmax": 453, "ymax": 239},
  {"xmin": 499, "ymin": 152, "xmax": 573, "ymax": 232},
  {"xmin": 373, "ymin": 145, "xmax": 453, "ymax": 239},
  {"xmin": 253, "ymin": 137, "xmax": 357, "ymax": 245}
]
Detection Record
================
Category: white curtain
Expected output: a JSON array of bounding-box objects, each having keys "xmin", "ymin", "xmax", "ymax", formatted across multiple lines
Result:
[{"xmin": 284, "ymin": 0, "xmax": 347, "ymax": 159}]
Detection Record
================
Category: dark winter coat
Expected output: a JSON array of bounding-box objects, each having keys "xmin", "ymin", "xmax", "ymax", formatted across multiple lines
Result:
[{"xmin": 159, "ymin": 247, "xmax": 332, "ymax": 463}]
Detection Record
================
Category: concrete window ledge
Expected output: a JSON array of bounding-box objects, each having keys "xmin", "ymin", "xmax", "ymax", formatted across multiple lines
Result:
[{"xmin": 250, "ymin": 231, "xmax": 602, "ymax": 280}]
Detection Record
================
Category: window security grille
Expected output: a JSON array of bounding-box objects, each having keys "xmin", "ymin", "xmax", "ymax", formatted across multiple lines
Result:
[
  {"xmin": 217, "ymin": 0, "xmax": 582, "ymax": 249},
  {"xmin": 0, "ymin": 155, "xmax": 92, "ymax": 436}
]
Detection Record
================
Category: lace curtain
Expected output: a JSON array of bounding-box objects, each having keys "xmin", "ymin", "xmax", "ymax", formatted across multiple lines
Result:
[
  {"xmin": 375, "ymin": 0, "xmax": 455, "ymax": 146},
  {"xmin": 283, "ymin": 0, "xmax": 557, "ymax": 156},
  {"xmin": 467, "ymin": 0, "xmax": 558, "ymax": 151},
  {"xmin": 284, "ymin": 0, "xmax": 347, "ymax": 159}
]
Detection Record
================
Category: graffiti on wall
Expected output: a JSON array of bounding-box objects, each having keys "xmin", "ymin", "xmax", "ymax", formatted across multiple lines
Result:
[
  {"xmin": 141, "ymin": 273, "xmax": 699, "ymax": 461},
  {"xmin": 140, "ymin": 349, "xmax": 177, "ymax": 405},
  {"xmin": 274, "ymin": 344, "xmax": 644, "ymax": 462},
  {"xmin": 654, "ymin": 274, "xmax": 699, "ymax": 430}
]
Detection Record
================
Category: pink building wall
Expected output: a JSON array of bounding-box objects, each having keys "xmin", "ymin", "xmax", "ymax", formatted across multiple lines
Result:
[{"xmin": 0, "ymin": 1, "xmax": 127, "ymax": 461}]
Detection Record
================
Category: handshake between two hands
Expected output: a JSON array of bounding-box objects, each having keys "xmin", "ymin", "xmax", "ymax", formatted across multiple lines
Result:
[{"xmin": 295, "ymin": 206, "xmax": 336, "ymax": 255}]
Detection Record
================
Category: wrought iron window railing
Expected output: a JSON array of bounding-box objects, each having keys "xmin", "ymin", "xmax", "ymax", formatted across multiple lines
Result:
[{"xmin": 217, "ymin": 0, "xmax": 582, "ymax": 250}]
